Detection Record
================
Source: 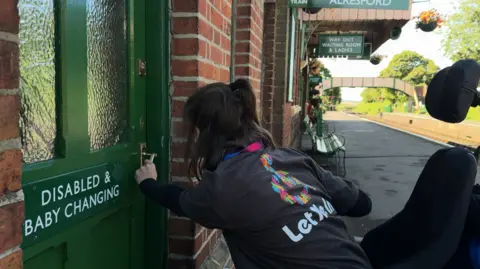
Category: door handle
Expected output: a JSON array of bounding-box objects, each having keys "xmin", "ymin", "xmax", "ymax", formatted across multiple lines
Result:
[{"xmin": 139, "ymin": 143, "xmax": 157, "ymax": 165}]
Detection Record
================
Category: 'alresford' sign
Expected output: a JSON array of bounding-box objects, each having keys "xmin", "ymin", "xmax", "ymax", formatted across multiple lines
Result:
[{"xmin": 289, "ymin": 0, "xmax": 410, "ymax": 11}]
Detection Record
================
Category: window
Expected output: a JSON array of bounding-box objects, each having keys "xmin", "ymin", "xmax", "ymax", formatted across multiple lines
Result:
[
  {"xmin": 19, "ymin": 0, "xmax": 57, "ymax": 164},
  {"xmin": 86, "ymin": 0, "xmax": 128, "ymax": 150},
  {"xmin": 287, "ymin": 9, "xmax": 297, "ymax": 102},
  {"xmin": 19, "ymin": 0, "xmax": 130, "ymax": 164}
]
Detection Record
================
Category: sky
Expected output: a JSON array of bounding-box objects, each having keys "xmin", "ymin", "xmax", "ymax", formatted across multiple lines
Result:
[{"xmin": 320, "ymin": 0, "xmax": 458, "ymax": 101}]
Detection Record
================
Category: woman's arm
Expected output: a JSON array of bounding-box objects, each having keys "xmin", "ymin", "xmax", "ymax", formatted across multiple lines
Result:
[
  {"xmin": 139, "ymin": 179, "xmax": 187, "ymax": 217},
  {"xmin": 135, "ymin": 160, "xmax": 231, "ymax": 229},
  {"xmin": 344, "ymin": 189, "xmax": 372, "ymax": 217},
  {"xmin": 308, "ymin": 157, "xmax": 372, "ymax": 217}
]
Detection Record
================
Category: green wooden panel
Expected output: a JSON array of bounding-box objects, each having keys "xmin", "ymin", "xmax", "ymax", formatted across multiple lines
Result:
[
  {"xmin": 24, "ymin": 244, "xmax": 66, "ymax": 269},
  {"xmin": 91, "ymin": 208, "xmax": 131, "ymax": 269},
  {"xmin": 144, "ymin": 0, "xmax": 170, "ymax": 268}
]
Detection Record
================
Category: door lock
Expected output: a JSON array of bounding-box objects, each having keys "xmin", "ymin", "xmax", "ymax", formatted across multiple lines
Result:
[
  {"xmin": 139, "ymin": 143, "xmax": 157, "ymax": 165},
  {"xmin": 137, "ymin": 59, "xmax": 147, "ymax": 76}
]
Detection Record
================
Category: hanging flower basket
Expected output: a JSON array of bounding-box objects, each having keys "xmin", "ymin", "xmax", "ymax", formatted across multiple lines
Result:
[
  {"xmin": 303, "ymin": 8, "xmax": 322, "ymax": 14},
  {"xmin": 417, "ymin": 21, "xmax": 438, "ymax": 32},
  {"xmin": 414, "ymin": 9, "xmax": 445, "ymax": 32},
  {"xmin": 389, "ymin": 27, "xmax": 402, "ymax": 40},
  {"xmin": 370, "ymin": 54, "xmax": 383, "ymax": 65},
  {"xmin": 308, "ymin": 59, "xmax": 322, "ymax": 75}
]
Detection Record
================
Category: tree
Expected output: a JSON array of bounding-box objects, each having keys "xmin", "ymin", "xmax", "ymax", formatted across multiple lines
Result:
[
  {"xmin": 360, "ymin": 88, "xmax": 380, "ymax": 103},
  {"xmin": 324, "ymin": 87, "xmax": 342, "ymax": 105},
  {"xmin": 442, "ymin": 0, "xmax": 480, "ymax": 62},
  {"xmin": 360, "ymin": 51, "xmax": 439, "ymax": 104},
  {"xmin": 379, "ymin": 50, "xmax": 439, "ymax": 85},
  {"xmin": 309, "ymin": 58, "xmax": 332, "ymax": 78}
]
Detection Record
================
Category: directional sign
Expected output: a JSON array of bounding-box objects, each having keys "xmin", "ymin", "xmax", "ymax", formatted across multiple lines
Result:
[
  {"xmin": 317, "ymin": 35, "xmax": 364, "ymax": 57},
  {"xmin": 289, "ymin": 0, "xmax": 410, "ymax": 11}
]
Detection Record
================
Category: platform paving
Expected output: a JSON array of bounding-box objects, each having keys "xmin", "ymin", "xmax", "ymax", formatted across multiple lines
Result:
[{"xmin": 303, "ymin": 111, "xmax": 480, "ymax": 238}]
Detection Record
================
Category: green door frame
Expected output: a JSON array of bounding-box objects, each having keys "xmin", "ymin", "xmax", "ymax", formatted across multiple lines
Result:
[{"xmin": 144, "ymin": 0, "xmax": 170, "ymax": 268}]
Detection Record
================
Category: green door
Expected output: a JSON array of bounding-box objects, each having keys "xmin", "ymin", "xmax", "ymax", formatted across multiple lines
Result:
[{"xmin": 19, "ymin": 0, "xmax": 154, "ymax": 268}]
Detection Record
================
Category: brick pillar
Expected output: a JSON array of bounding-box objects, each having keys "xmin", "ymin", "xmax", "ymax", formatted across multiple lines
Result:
[
  {"xmin": 170, "ymin": 0, "xmax": 233, "ymax": 268},
  {"xmin": 271, "ymin": 0, "xmax": 290, "ymax": 146},
  {"xmin": 261, "ymin": 2, "xmax": 276, "ymax": 131},
  {"xmin": 262, "ymin": 0, "xmax": 302, "ymax": 147},
  {"xmin": 0, "ymin": 0, "xmax": 24, "ymax": 267},
  {"xmin": 234, "ymin": 0, "xmax": 264, "ymax": 112}
]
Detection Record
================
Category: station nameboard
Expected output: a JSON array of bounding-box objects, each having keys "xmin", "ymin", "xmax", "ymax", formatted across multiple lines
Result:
[
  {"xmin": 22, "ymin": 163, "xmax": 125, "ymax": 247},
  {"xmin": 289, "ymin": 0, "xmax": 410, "ymax": 11},
  {"xmin": 317, "ymin": 35, "xmax": 364, "ymax": 57}
]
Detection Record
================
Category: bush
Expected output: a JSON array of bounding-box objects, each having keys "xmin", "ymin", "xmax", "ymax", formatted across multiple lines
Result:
[
  {"xmin": 466, "ymin": 107, "xmax": 480, "ymax": 121},
  {"xmin": 353, "ymin": 102, "xmax": 388, "ymax": 115},
  {"xmin": 336, "ymin": 104, "xmax": 357, "ymax": 112}
]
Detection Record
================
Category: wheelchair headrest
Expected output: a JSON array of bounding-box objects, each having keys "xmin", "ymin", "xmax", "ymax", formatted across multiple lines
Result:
[{"xmin": 425, "ymin": 59, "xmax": 480, "ymax": 123}]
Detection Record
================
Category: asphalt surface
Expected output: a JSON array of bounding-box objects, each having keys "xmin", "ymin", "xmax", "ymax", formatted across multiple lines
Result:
[{"xmin": 303, "ymin": 111, "xmax": 480, "ymax": 237}]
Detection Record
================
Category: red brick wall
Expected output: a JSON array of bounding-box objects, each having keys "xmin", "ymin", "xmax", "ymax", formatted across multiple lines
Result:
[
  {"xmin": 234, "ymin": 0, "xmax": 264, "ymax": 110},
  {"xmin": 0, "ymin": 0, "xmax": 24, "ymax": 267},
  {"xmin": 170, "ymin": 0, "xmax": 233, "ymax": 268},
  {"xmin": 261, "ymin": 2, "xmax": 275, "ymax": 132},
  {"xmin": 270, "ymin": 0, "xmax": 288, "ymax": 146},
  {"xmin": 265, "ymin": 0, "xmax": 302, "ymax": 147}
]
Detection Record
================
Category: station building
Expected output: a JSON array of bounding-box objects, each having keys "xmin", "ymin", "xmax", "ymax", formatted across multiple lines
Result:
[{"xmin": 0, "ymin": 0, "xmax": 411, "ymax": 268}]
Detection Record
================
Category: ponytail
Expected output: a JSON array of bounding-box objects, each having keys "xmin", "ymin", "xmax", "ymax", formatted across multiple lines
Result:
[{"xmin": 229, "ymin": 79, "xmax": 259, "ymax": 124}]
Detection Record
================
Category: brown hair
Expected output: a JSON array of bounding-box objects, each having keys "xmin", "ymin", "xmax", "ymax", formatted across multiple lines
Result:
[{"xmin": 183, "ymin": 79, "xmax": 276, "ymax": 179}]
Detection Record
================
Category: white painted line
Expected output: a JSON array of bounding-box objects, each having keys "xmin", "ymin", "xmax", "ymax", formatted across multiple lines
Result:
[
  {"xmin": 362, "ymin": 118, "xmax": 453, "ymax": 148},
  {"xmin": 0, "ymin": 246, "xmax": 20, "ymax": 260},
  {"xmin": 342, "ymin": 112, "xmax": 452, "ymax": 148},
  {"xmin": 0, "ymin": 89, "xmax": 19, "ymax": 95},
  {"xmin": 0, "ymin": 138, "xmax": 22, "ymax": 152},
  {"xmin": 0, "ymin": 190, "xmax": 24, "ymax": 207},
  {"xmin": 0, "ymin": 31, "xmax": 19, "ymax": 43},
  {"xmin": 389, "ymin": 113, "xmax": 480, "ymax": 128}
]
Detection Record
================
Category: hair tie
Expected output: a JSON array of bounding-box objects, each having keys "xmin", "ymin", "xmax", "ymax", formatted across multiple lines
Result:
[{"xmin": 229, "ymin": 82, "xmax": 240, "ymax": 93}]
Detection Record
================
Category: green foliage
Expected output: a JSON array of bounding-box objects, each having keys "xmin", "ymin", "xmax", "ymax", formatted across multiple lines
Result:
[
  {"xmin": 320, "ymin": 66, "xmax": 332, "ymax": 79},
  {"xmin": 324, "ymin": 87, "xmax": 342, "ymax": 105},
  {"xmin": 309, "ymin": 58, "xmax": 332, "ymax": 78},
  {"xmin": 360, "ymin": 88, "xmax": 379, "ymax": 103},
  {"xmin": 360, "ymin": 51, "xmax": 439, "ymax": 105},
  {"xmin": 379, "ymin": 50, "xmax": 439, "ymax": 85},
  {"xmin": 336, "ymin": 103, "xmax": 357, "ymax": 112},
  {"xmin": 309, "ymin": 59, "xmax": 341, "ymax": 105},
  {"xmin": 352, "ymin": 102, "xmax": 386, "ymax": 115},
  {"xmin": 442, "ymin": 0, "xmax": 480, "ymax": 62},
  {"xmin": 319, "ymin": 61, "xmax": 332, "ymax": 78},
  {"xmin": 466, "ymin": 107, "xmax": 480, "ymax": 121}
]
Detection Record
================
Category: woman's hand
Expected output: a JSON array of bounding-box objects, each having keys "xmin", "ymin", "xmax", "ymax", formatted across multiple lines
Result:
[{"xmin": 135, "ymin": 160, "xmax": 157, "ymax": 185}]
